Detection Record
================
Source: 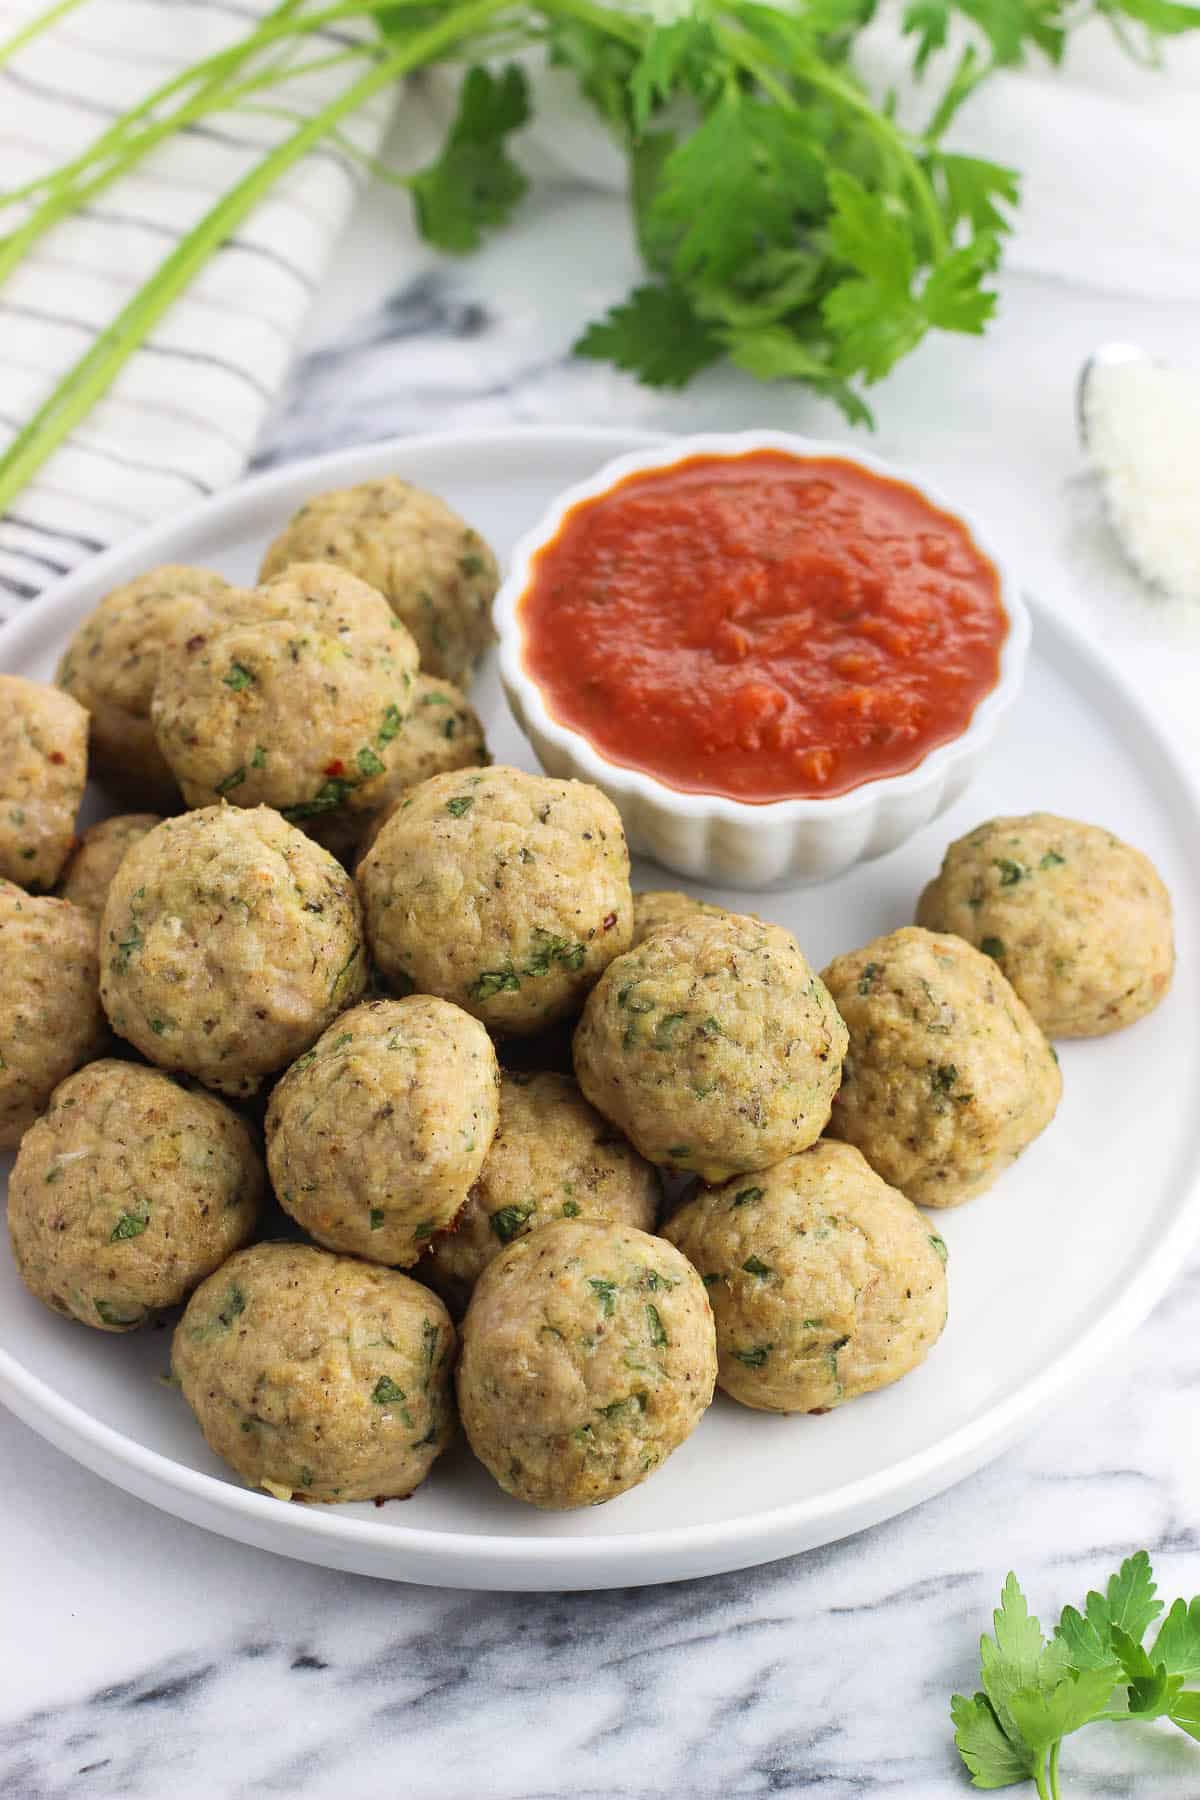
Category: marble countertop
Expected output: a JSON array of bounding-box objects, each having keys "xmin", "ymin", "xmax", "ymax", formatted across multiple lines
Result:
[{"xmin": 5, "ymin": 117, "xmax": 1200, "ymax": 1800}]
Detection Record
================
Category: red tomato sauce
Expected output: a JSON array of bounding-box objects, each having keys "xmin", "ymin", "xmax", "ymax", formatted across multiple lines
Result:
[{"xmin": 519, "ymin": 451, "xmax": 1008, "ymax": 802}]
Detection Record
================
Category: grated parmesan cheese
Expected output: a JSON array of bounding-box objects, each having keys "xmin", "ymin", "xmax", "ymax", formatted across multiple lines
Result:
[{"xmin": 1082, "ymin": 357, "xmax": 1200, "ymax": 605}]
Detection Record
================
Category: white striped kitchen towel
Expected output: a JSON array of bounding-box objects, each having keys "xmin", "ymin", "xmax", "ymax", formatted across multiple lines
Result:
[{"xmin": 0, "ymin": 0, "xmax": 395, "ymax": 613}]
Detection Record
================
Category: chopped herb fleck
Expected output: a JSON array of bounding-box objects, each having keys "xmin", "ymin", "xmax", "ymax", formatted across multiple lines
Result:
[
  {"xmin": 446, "ymin": 794, "xmax": 474, "ymax": 817},
  {"xmin": 110, "ymin": 1206, "xmax": 150, "ymax": 1242},
  {"xmin": 702, "ymin": 1273, "xmax": 722, "ymax": 1288},
  {"xmin": 667, "ymin": 1145, "xmax": 691, "ymax": 1160},
  {"xmin": 654, "ymin": 1011, "xmax": 687, "ymax": 1045},
  {"xmin": 223, "ymin": 662, "xmax": 255, "ymax": 691},
  {"xmin": 412, "ymin": 1219, "xmax": 436, "ymax": 1243},
  {"xmin": 251, "ymin": 745, "xmax": 267, "ymax": 769},
  {"xmin": 645, "ymin": 1302, "xmax": 668, "ymax": 1346},
  {"xmin": 929, "ymin": 1233, "xmax": 949, "ymax": 1264},
  {"xmin": 283, "ymin": 776, "xmax": 355, "ymax": 821},
  {"xmin": 858, "ymin": 961, "xmax": 882, "ymax": 996},
  {"xmin": 215, "ymin": 766, "xmax": 247, "ymax": 797},
  {"xmin": 733, "ymin": 1344, "xmax": 771, "ymax": 1369},
  {"xmin": 741, "ymin": 1256, "xmax": 772, "ymax": 1278},
  {"xmin": 113, "ymin": 921, "xmax": 144, "ymax": 973},
  {"xmin": 471, "ymin": 965, "xmax": 520, "ymax": 1000},
  {"xmin": 561, "ymin": 1199, "xmax": 580, "ymax": 1217},
  {"xmin": 369, "ymin": 1208, "xmax": 385, "ymax": 1231},
  {"xmin": 1040, "ymin": 849, "xmax": 1065, "ymax": 869},
  {"xmin": 372, "ymin": 1376, "xmax": 406, "ymax": 1405},
  {"xmin": 460, "ymin": 551, "xmax": 486, "ymax": 578},
  {"xmin": 931, "ymin": 1064, "xmax": 959, "ymax": 1094},
  {"xmin": 733, "ymin": 1186, "xmax": 764, "ymax": 1207},
  {"xmin": 980, "ymin": 936, "xmax": 1005, "ymax": 959},
  {"xmin": 376, "ymin": 704, "xmax": 403, "ymax": 744},
  {"xmin": 356, "ymin": 746, "xmax": 385, "ymax": 778},
  {"xmin": 490, "ymin": 1203, "xmax": 535, "ymax": 1243},
  {"xmin": 588, "ymin": 1277, "xmax": 618, "ymax": 1317},
  {"xmin": 994, "ymin": 858, "xmax": 1025, "ymax": 886}
]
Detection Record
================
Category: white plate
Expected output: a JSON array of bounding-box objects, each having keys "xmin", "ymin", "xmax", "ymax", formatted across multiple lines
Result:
[{"xmin": 1, "ymin": 426, "xmax": 1197, "ymax": 1592}]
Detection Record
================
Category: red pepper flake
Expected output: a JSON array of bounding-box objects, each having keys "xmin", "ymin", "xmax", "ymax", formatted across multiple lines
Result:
[
  {"xmin": 323, "ymin": 760, "xmax": 346, "ymax": 778},
  {"xmin": 48, "ymin": 751, "xmax": 65, "ymax": 765},
  {"xmin": 602, "ymin": 912, "xmax": 617, "ymax": 931}
]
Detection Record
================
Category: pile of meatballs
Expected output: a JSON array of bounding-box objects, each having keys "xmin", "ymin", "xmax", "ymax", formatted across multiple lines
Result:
[{"xmin": 0, "ymin": 474, "xmax": 1177, "ymax": 1515}]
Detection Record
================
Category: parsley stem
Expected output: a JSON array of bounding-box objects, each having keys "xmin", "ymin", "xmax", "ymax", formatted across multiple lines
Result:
[
  {"xmin": 0, "ymin": 0, "xmax": 90, "ymax": 69},
  {"xmin": 1033, "ymin": 1747, "xmax": 1052, "ymax": 1800},
  {"xmin": 1048, "ymin": 1739, "xmax": 1062, "ymax": 1800},
  {"xmin": 0, "ymin": 0, "xmax": 507, "ymax": 515}
]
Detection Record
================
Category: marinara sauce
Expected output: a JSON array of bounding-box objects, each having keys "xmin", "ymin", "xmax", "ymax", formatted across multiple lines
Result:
[{"xmin": 519, "ymin": 451, "xmax": 1008, "ymax": 802}]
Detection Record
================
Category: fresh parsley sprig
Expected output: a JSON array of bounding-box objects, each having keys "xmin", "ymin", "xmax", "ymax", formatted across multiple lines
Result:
[
  {"xmin": 953, "ymin": 1553, "xmax": 1200, "ymax": 1794},
  {"xmin": 2, "ymin": 0, "xmax": 1200, "ymax": 509}
]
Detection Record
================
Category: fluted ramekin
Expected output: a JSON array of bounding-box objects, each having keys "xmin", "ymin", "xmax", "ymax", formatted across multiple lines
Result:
[{"xmin": 495, "ymin": 432, "xmax": 1030, "ymax": 891}]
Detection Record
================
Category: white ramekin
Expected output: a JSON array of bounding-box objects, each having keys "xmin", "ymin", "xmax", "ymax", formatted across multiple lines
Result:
[{"xmin": 495, "ymin": 431, "xmax": 1031, "ymax": 891}]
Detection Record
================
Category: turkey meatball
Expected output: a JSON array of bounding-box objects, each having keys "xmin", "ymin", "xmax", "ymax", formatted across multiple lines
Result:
[
  {"xmin": 8, "ymin": 1059, "xmax": 262, "ymax": 1331},
  {"xmin": 0, "ymin": 676, "xmax": 88, "ymax": 888},
  {"xmin": 457, "ymin": 1219, "xmax": 715, "ymax": 1509},
  {"xmin": 664, "ymin": 1141, "xmax": 947, "ymax": 1412},
  {"xmin": 55, "ymin": 564, "xmax": 249, "ymax": 802},
  {"xmin": 266, "ymin": 996, "xmax": 500, "ymax": 1267},
  {"xmin": 57, "ymin": 813, "xmax": 163, "ymax": 915},
  {"xmin": 174, "ymin": 1241, "xmax": 455, "ymax": 1503},
  {"xmin": 822, "ymin": 925, "xmax": 1061, "ymax": 1208},
  {"xmin": 574, "ymin": 912, "xmax": 847, "ymax": 1182},
  {"xmin": 0, "ymin": 882, "xmax": 107, "ymax": 1147},
  {"xmin": 99, "ymin": 806, "xmax": 366, "ymax": 1097},
  {"xmin": 916, "ymin": 812, "xmax": 1173, "ymax": 1037},
  {"xmin": 258, "ymin": 477, "xmax": 498, "ymax": 685},
  {"xmin": 358, "ymin": 765, "xmax": 632, "ymax": 1034},
  {"xmin": 419, "ymin": 1071, "xmax": 659, "ymax": 1314}
]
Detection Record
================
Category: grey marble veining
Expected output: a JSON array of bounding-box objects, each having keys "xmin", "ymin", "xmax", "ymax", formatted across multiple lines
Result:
[{"xmin": 7, "ymin": 166, "xmax": 1200, "ymax": 1800}]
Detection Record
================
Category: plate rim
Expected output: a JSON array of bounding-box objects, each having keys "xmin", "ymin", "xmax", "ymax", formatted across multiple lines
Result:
[{"xmin": 1, "ymin": 422, "xmax": 1196, "ymax": 1587}]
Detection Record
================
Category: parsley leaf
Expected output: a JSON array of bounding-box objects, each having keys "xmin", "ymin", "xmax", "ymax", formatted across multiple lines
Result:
[
  {"xmin": 1056, "ymin": 1550, "xmax": 1162, "ymax": 1672},
  {"xmin": 1150, "ymin": 1597, "xmax": 1200, "ymax": 1679},
  {"xmin": 575, "ymin": 284, "xmax": 722, "ymax": 389},
  {"xmin": 950, "ymin": 1692, "xmax": 1034, "ymax": 1787},
  {"xmin": 409, "ymin": 65, "xmax": 530, "ymax": 254}
]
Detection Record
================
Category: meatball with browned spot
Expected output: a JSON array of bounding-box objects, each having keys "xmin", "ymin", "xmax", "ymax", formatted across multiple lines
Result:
[
  {"xmin": 419, "ymin": 1071, "xmax": 659, "ymax": 1314},
  {"xmin": 8, "ymin": 1059, "xmax": 262, "ymax": 1332},
  {"xmin": 574, "ymin": 912, "xmax": 846, "ymax": 1183},
  {"xmin": 174, "ymin": 1241, "xmax": 456, "ymax": 1503},
  {"xmin": 664, "ymin": 1141, "xmax": 947, "ymax": 1413},
  {"xmin": 358, "ymin": 765, "xmax": 632, "ymax": 1034},
  {"xmin": 822, "ymin": 925, "xmax": 1061, "ymax": 1208},
  {"xmin": 457, "ymin": 1219, "xmax": 715, "ymax": 1509},
  {"xmin": 916, "ymin": 812, "xmax": 1173, "ymax": 1037}
]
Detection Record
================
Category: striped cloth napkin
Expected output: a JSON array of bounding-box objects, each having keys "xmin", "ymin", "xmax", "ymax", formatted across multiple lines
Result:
[{"xmin": 0, "ymin": 0, "xmax": 394, "ymax": 614}]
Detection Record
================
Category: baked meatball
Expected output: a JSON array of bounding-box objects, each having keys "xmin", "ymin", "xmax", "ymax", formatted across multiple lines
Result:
[
  {"xmin": 55, "ymin": 565, "xmax": 248, "ymax": 801},
  {"xmin": 574, "ymin": 912, "xmax": 847, "ymax": 1183},
  {"xmin": 358, "ymin": 766, "xmax": 632, "ymax": 1034},
  {"xmin": 258, "ymin": 477, "xmax": 499, "ymax": 685},
  {"xmin": 0, "ymin": 883, "xmax": 107, "ymax": 1146},
  {"xmin": 266, "ymin": 996, "xmax": 500, "ymax": 1267},
  {"xmin": 0, "ymin": 676, "xmax": 88, "ymax": 888},
  {"xmin": 8, "ymin": 1059, "xmax": 262, "ymax": 1332},
  {"xmin": 419, "ymin": 1071, "xmax": 660, "ymax": 1315},
  {"xmin": 151, "ymin": 575, "xmax": 419, "ymax": 821},
  {"xmin": 664, "ymin": 1141, "xmax": 948, "ymax": 1413},
  {"xmin": 631, "ymin": 889, "xmax": 729, "ymax": 948},
  {"xmin": 57, "ymin": 813, "xmax": 163, "ymax": 915},
  {"xmin": 457, "ymin": 1219, "xmax": 715, "ymax": 1509},
  {"xmin": 174, "ymin": 1241, "xmax": 455, "ymax": 1503},
  {"xmin": 916, "ymin": 813, "xmax": 1174, "ymax": 1038},
  {"xmin": 99, "ymin": 806, "xmax": 366, "ymax": 1097},
  {"xmin": 822, "ymin": 925, "xmax": 1061, "ymax": 1208}
]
